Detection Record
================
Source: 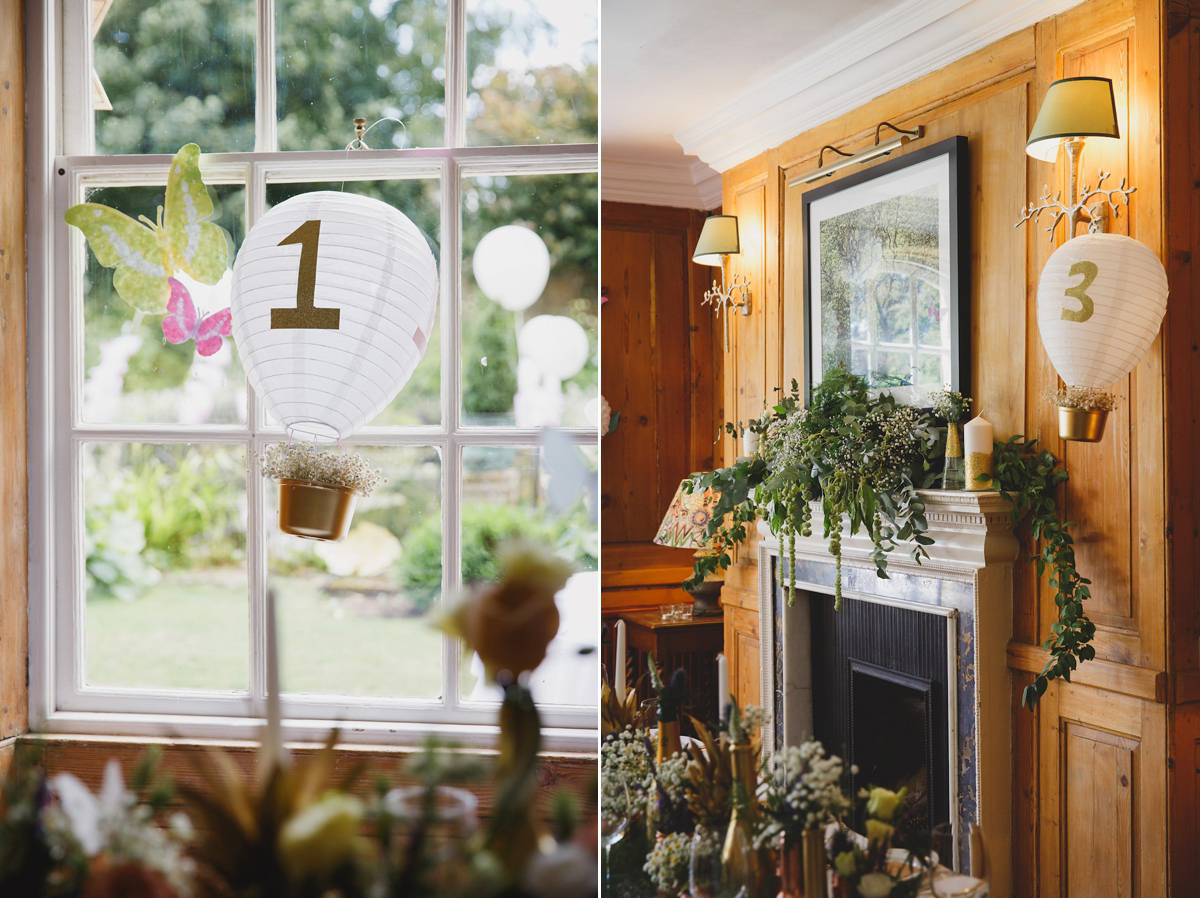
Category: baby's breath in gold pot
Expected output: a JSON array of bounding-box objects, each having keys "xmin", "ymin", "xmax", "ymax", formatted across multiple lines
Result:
[
  {"xmin": 254, "ymin": 442, "xmax": 385, "ymax": 541},
  {"xmin": 1046, "ymin": 385, "xmax": 1118, "ymax": 443}
]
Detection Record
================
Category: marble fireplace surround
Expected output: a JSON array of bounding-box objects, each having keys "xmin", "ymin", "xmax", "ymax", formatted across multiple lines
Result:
[{"xmin": 756, "ymin": 490, "xmax": 1017, "ymax": 898}]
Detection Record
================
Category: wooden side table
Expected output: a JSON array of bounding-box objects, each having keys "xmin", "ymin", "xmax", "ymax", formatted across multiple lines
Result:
[{"xmin": 614, "ymin": 608, "xmax": 724, "ymax": 730}]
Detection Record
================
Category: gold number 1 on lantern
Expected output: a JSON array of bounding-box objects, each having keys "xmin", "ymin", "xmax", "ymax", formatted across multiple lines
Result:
[
  {"xmin": 270, "ymin": 219, "xmax": 341, "ymax": 330},
  {"xmin": 1061, "ymin": 260, "xmax": 1097, "ymax": 323}
]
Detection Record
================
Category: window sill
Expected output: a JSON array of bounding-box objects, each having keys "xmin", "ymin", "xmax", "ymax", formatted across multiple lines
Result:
[
  {"xmin": 18, "ymin": 730, "xmax": 596, "ymax": 823},
  {"xmin": 32, "ymin": 710, "xmax": 598, "ymax": 755}
]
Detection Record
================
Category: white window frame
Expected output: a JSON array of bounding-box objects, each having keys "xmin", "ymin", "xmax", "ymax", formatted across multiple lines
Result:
[{"xmin": 26, "ymin": 0, "xmax": 599, "ymax": 752}]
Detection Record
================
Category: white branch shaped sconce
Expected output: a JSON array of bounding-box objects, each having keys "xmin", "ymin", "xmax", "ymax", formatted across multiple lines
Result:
[
  {"xmin": 1014, "ymin": 75, "xmax": 1135, "ymax": 240},
  {"xmin": 693, "ymin": 215, "xmax": 751, "ymax": 352}
]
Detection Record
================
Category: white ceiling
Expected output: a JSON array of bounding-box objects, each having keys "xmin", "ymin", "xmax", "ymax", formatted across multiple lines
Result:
[
  {"xmin": 601, "ymin": 0, "xmax": 1086, "ymax": 209},
  {"xmin": 601, "ymin": 0, "xmax": 898, "ymax": 164}
]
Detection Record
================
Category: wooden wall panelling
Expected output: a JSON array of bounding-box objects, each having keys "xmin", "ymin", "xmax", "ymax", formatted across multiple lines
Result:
[
  {"xmin": 1062, "ymin": 29, "xmax": 1138, "ymax": 638},
  {"xmin": 1012, "ymin": 671, "xmax": 1040, "ymax": 896},
  {"xmin": 0, "ymin": 0, "xmax": 27, "ymax": 747},
  {"xmin": 1036, "ymin": 682, "xmax": 1167, "ymax": 898},
  {"xmin": 728, "ymin": 176, "xmax": 769, "ymax": 453},
  {"xmin": 1165, "ymin": 4, "xmax": 1200, "ymax": 894},
  {"xmin": 1164, "ymin": 1, "xmax": 1200, "ymax": 682},
  {"xmin": 723, "ymin": 603, "xmax": 759, "ymax": 714},
  {"xmin": 600, "ymin": 202, "xmax": 719, "ymax": 612},
  {"xmin": 1054, "ymin": 12, "xmax": 1170, "ymax": 676}
]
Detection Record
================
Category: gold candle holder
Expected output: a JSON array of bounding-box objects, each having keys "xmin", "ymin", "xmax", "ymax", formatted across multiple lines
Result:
[
  {"xmin": 965, "ymin": 451, "xmax": 994, "ymax": 491},
  {"xmin": 722, "ymin": 741, "xmax": 763, "ymax": 891},
  {"xmin": 657, "ymin": 719, "xmax": 682, "ymax": 762}
]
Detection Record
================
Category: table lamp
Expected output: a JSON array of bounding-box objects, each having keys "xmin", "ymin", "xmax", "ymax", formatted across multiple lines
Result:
[{"xmin": 653, "ymin": 476, "xmax": 724, "ymax": 616}]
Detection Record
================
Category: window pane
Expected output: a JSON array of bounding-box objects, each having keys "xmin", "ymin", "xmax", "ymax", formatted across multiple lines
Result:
[
  {"xmin": 461, "ymin": 172, "xmax": 597, "ymax": 426},
  {"xmin": 458, "ymin": 444, "xmax": 597, "ymax": 704},
  {"xmin": 263, "ymin": 178, "xmax": 442, "ymax": 427},
  {"xmin": 93, "ymin": 0, "xmax": 256, "ymax": 154},
  {"xmin": 266, "ymin": 445, "xmax": 443, "ymax": 698},
  {"xmin": 466, "ymin": 0, "xmax": 598, "ymax": 146},
  {"xmin": 276, "ymin": 0, "xmax": 448, "ymax": 151},
  {"xmin": 79, "ymin": 183, "xmax": 247, "ymax": 426},
  {"xmin": 83, "ymin": 442, "xmax": 249, "ymax": 691}
]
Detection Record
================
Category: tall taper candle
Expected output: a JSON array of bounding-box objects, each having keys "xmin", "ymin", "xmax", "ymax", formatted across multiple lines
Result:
[
  {"xmin": 263, "ymin": 588, "xmax": 289, "ymax": 774},
  {"xmin": 614, "ymin": 619, "xmax": 627, "ymax": 704},
  {"xmin": 717, "ymin": 652, "xmax": 730, "ymax": 723},
  {"xmin": 963, "ymin": 412, "xmax": 995, "ymax": 490}
]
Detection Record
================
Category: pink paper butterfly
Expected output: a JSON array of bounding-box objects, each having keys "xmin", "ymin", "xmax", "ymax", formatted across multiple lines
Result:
[{"xmin": 162, "ymin": 277, "xmax": 231, "ymax": 357}]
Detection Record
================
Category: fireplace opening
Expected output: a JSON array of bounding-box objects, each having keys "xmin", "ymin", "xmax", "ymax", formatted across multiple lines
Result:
[
  {"xmin": 809, "ymin": 594, "xmax": 952, "ymax": 838},
  {"xmin": 850, "ymin": 662, "xmax": 934, "ymax": 833}
]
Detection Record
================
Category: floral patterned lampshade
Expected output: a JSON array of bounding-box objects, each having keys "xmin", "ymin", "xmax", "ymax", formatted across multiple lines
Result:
[{"xmin": 653, "ymin": 477, "xmax": 721, "ymax": 549}]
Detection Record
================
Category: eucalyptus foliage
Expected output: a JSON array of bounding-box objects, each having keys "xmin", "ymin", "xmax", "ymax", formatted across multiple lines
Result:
[
  {"xmin": 685, "ymin": 368, "xmax": 940, "ymax": 609},
  {"xmin": 684, "ymin": 373, "xmax": 1095, "ymax": 712},
  {"xmin": 992, "ymin": 436, "xmax": 1095, "ymax": 710}
]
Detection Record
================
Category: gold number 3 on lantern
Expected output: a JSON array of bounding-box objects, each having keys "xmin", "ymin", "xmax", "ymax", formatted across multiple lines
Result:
[
  {"xmin": 270, "ymin": 219, "xmax": 341, "ymax": 330},
  {"xmin": 1060, "ymin": 260, "xmax": 1097, "ymax": 323}
]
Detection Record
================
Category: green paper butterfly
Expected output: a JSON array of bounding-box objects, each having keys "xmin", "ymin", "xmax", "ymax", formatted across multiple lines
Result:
[{"xmin": 65, "ymin": 143, "xmax": 232, "ymax": 314}]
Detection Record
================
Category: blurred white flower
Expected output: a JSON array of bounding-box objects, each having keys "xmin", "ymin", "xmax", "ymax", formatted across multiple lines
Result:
[{"xmin": 521, "ymin": 843, "xmax": 596, "ymax": 898}]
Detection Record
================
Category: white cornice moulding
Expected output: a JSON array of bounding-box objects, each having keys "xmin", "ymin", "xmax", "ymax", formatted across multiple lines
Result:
[
  {"xmin": 675, "ymin": 0, "xmax": 1086, "ymax": 174},
  {"xmin": 601, "ymin": 157, "xmax": 721, "ymax": 211}
]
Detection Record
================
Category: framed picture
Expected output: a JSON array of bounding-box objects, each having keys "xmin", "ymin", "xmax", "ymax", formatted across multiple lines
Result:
[{"xmin": 801, "ymin": 135, "xmax": 969, "ymax": 406}]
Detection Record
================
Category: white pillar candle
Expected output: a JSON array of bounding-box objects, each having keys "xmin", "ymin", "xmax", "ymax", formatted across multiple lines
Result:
[
  {"xmin": 717, "ymin": 652, "xmax": 730, "ymax": 721},
  {"xmin": 963, "ymin": 412, "xmax": 995, "ymax": 490},
  {"xmin": 741, "ymin": 428, "xmax": 761, "ymax": 458},
  {"xmin": 963, "ymin": 413, "xmax": 993, "ymax": 454},
  {"xmin": 614, "ymin": 619, "xmax": 627, "ymax": 704}
]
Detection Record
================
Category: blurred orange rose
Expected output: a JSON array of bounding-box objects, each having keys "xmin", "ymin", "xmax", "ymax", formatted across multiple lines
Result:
[{"xmin": 436, "ymin": 538, "xmax": 576, "ymax": 681}]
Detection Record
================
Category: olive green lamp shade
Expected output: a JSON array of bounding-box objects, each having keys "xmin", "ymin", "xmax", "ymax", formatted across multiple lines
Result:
[
  {"xmin": 692, "ymin": 215, "xmax": 740, "ymax": 267},
  {"xmin": 1026, "ymin": 76, "xmax": 1120, "ymax": 162}
]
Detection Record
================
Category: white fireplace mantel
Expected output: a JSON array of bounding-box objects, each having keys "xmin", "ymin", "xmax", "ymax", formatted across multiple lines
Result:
[{"xmin": 757, "ymin": 489, "xmax": 1017, "ymax": 898}]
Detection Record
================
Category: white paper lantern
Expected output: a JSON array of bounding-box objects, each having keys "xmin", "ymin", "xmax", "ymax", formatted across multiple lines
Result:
[
  {"xmin": 472, "ymin": 225, "xmax": 550, "ymax": 311},
  {"xmin": 1037, "ymin": 233, "xmax": 1168, "ymax": 388},
  {"xmin": 518, "ymin": 315, "xmax": 590, "ymax": 381},
  {"xmin": 230, "ymin": 191, "xmax": 438, "ymax": 441}
]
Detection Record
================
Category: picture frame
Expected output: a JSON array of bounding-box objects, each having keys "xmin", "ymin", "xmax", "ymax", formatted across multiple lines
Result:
[{"xmin": 801, "ymin": 135, "xmax": 969, "ymax": 406}]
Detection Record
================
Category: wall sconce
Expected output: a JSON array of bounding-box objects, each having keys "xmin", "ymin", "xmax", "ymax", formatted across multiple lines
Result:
[
  {"xmin": 693, "ymin": 214, "xmax": 750, "ymax": 352},
  {"xmin": 1016, "ymin": 76, "xmax": 1135, "ymax": 239}
]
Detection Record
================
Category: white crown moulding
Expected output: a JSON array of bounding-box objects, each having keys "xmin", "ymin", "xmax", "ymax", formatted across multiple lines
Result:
[
  {"xmin": 675, "ymin": 0, "xmax": 1086, "ymax": 175},
  {"xmin": 602, "ymin": 157, "xmax": 723, "ymax": 211}
]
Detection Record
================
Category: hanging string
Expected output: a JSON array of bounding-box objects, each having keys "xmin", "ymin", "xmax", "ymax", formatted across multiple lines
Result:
[{"xmin": 340, "ymin": 116, "xmax": 409, "ymax": 192}]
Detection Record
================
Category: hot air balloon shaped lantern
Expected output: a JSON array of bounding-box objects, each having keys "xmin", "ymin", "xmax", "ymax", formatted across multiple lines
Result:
[
  {"xmin": 1016, "ymin": 76, "xmax": 1169, "ymax": 442},
  {"xmin": 231, "ymin": 191, "xmax": 439, "ymax": 540},
  {"xmin": 1035, "ymin": 235, "xmax": 1167, "ymax": 442}
]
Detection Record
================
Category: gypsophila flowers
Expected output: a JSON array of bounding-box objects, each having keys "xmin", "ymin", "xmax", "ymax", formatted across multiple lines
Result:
[
  {"xmin": 642, "ymin": 831, "xmax": 692, "ymax": 893},
  {"xmin": 756, "ymin": 740, "xmax": 853, "ymax": 848},
  {"xmin": 726, "ymin": 702, "xmax": 767, "ymax": 744},
  {"xmin": 600, "ymin": 726, "xmax": 654, "ymax": 820},
  {"xmin": 254, "ymin": 442, "xmax": 386, "ymax": 496},
  {"xmin": 930, "ymin": 387, "xmax": 971, "ymax": 423},
  {"xmin": 1045, "ymin": 384, "xmax": 1119, "ymax": 411}
]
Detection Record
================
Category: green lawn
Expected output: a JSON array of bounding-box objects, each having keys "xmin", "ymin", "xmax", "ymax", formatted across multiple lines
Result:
[{"xmin": 86, "ymin": 573, "xmax": 455, "ymax": 699}]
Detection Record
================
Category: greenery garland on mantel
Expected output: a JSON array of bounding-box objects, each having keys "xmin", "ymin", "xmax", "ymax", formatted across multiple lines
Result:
[{"xmin": 683, "ymin": 368, "xmax": 1094, "ymax": 710}]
